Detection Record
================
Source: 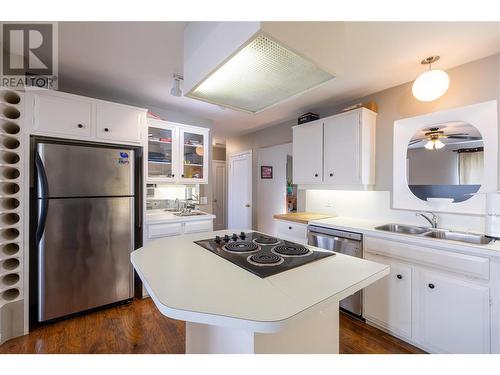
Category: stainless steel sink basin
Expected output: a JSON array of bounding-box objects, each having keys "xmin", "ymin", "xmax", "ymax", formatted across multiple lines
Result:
[
  {"xmin": 423, "ymin": 230, "xmax": 494, "ymax": 245},
  {"xmin": 375, "ymin": 223, "xmax": 431, "ymax": 235}
]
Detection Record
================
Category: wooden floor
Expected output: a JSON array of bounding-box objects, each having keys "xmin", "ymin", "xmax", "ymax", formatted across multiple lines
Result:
[{"xmin": 0, "ymin": 298, "xmax": 425, "ymax": 354}]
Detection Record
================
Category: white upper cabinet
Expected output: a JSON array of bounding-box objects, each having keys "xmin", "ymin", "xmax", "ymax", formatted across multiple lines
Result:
[
  {"xmin": 146, "ymin": 119, "xmax": 210, "ymax": 184},
  {"xmin": 27, "ymin": 90, "xmax": 146, "ymax": 145},
  {"xmin": 292, "ymin": 119, "xmax": 323, "ymax": 184},
  {"xmin": 96, "ymin": 102, "xmax": 144, "ymax": 143},
  {"xmin": 33, "ymin": 94, "xmax": 93, "ymax": 137},
  {"xmin": 415, "ymin": 269, "xmax": 490, "ymax": 354},
  {"xmin": 292, "ymin": 108, "xmax": 376, "ymax": 188}
]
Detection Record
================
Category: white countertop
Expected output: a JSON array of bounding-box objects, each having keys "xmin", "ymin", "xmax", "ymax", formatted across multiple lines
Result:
[
  {"xmin": 131, "ymin": 230, "xmax": 389, "ymax": 332},
  {"xmin": 309, "ymin": 216, "xmax": 500, "ymax": 257},
  {"xmin": 146, "ymin": 210, "xmax": 215, "ymax": 224}
]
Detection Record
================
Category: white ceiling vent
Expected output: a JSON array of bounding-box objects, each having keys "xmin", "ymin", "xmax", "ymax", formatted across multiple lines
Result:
[{"xmin": 186, "ymin": 34, "xmax": 335, "ymax": 113}]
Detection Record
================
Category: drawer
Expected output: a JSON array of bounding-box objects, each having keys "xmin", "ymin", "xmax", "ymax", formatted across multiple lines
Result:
[
  {"xmin": 365, "ymin": 236, "xmax": 490, "ymax": 280},
  {"xmin": 148, "ymin": 222, "xmax": 183, "ymax": 239},
  {"xmin": 276, "ymin": 220, "xmax": 308, "ymax": 243},
  {"xmin": 34, "ymin": 94, "xmax": 92, "ymax": 137},
  {"xmin": 184, "ymin": 220, "xmax": 213, "ymax": 234},
  {"xmin": 96, "ymin": 102, "xmax": 143, "ymax": 143}
]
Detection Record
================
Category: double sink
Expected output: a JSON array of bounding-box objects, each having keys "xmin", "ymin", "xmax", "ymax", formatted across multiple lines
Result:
[{"xmin": 375, "ymin": 223, "xmax": 494, "ymax": 245}]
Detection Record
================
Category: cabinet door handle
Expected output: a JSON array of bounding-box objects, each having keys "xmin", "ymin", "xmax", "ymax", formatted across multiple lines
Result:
[
  {"xmin": 288, "ymin": 226, "xmax": 292, "ymax": 230},
  {"xmin": 181, "ymin": 174, "xmax": 185, "ymax": 178},
  {"xmin": 329, "ymin": 172, "xmax": 333, "ymax": 177},
  {"xmin": 77, "ymin": 123, "xmax": 84, "ymax": 128},
  {"xmin": 428, "ymin": 283, "xmax": 435, "ymax": 289},
  {"xmin": 396, "ymin": 274, "xmax": 403, "ymax": 279},
  {"xmin": 171, "ymin": 174, "xmax": 175, "ymax": 177},
  {"xmin": 104, "ymin": 127, "xmax": 110, "ymax": 132},
  {"xmin": 314, "ymin": 173, "xmax": 319, "ymax": 177}
]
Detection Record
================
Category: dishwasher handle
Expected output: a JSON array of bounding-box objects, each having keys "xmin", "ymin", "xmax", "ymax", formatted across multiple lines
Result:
[{"xmin": 308, "ymin": 225, "xmax": 363, "ymax": 241}]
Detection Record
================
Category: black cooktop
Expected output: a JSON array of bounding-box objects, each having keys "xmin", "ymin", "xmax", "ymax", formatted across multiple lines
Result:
[{"xmin": 194, "ymin": 231, "xmax": 335, "ymax": 278}]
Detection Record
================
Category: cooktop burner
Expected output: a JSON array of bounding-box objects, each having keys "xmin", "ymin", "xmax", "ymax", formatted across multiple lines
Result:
[
  {"xmin": 272, "ymin": 244, "xmax": 311, "ymax": 257},
  {"xmin": 253, "ymin": 236, "xmax": 280, "ymax": 245},
  {"xmin": 194, "ymin": 232, "xmax": 334, "ymax": 278},
  {"xmin": 224, "ymin": 241, "xmax": 259, "ymax": 253},
  {"xmin": 247, "ymin": 253, "xmax": 284, "ymax": 266}
]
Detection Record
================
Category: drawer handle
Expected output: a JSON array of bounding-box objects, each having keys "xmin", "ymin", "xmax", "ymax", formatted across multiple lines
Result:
[
  {"xmin": 396, "ymin": 274, "xmax": 403, "ymax": 280},
  {"xmin": 77, "ymin": 123, "xmax": 84, "ymax": 128},
  {"xmin": 104, "ymin": 127, "xmax": 110, "ymax": 132},
  {"xmin": 428, "ymin": 283, "xmax": 435, "ymax": 289}
]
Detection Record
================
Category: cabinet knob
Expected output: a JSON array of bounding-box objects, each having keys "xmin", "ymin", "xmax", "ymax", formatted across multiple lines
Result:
[
  {"xmin": 288, "ymin": 226, "xmax": 292, "ymax": 230},
  {"xmin": 428, "ymin": 283, "xmax": 435, "ymax": 289},
  {"xmin": 314, "ymin": 173, "xmax": 319, "ymax": 177},
  {"xmin": 171, "ymin": 174, "xmax": 175, "ymax": 177},
  {"xmin": 329, "ymin": 172, "xmax": 333, "ymax": 177},
  {"xmin": 77, "ymin": 123, "xmax": 84, "ymax": 128},
  {"xmin": 181, "ymin": 174, "xmax": 185, "ymax": 178},
  {"xmin": 396, "ymin": 274, "xmax": 403, "ymax": 279},
  {"xmin": 104, "ymin": 128, "xmax": 109, "ymax": 132}
]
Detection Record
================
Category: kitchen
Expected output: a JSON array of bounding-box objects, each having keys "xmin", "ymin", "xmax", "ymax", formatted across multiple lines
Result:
[{"xmin": 0, "ymin": 4, "xmax": 500, "ymax": 372}]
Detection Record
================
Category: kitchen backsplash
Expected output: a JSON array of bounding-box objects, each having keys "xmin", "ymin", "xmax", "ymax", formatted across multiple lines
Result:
[
  {"xmin": 146, "ymin": 184, "xmax": 199, "ymax": 211},
  {"xmin": 305, "ymin": 190, "xmax": 485, "ymax": 233}
]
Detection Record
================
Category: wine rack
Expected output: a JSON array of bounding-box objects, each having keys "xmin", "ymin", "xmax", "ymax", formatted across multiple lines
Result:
[{"xmin": 0, "ymin": 89, "xmax": 24, "ymax": 344}]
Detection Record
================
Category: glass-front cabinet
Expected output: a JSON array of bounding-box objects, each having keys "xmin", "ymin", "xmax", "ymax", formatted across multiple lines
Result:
[
  {"xmin": 180, "ymin": 128, "xmax": 208, "ymax": 183},
  {"xmin": 146, "ymin": 118, "xmax": 209, "ymax": 184}
]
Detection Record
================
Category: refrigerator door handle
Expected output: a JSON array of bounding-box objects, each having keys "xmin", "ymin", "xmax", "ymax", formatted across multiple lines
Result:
[{"xmin": 35, "ymin": 152, "xmax": 49, "ymax": 244}]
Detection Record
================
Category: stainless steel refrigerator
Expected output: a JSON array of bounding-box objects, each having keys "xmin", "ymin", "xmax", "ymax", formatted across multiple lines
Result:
[{"xmin": 32, "ymin": 140, "xmax": 138, "ymax": 323}]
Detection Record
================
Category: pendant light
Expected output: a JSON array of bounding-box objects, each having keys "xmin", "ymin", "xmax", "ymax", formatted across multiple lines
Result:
[{"xmin": 412, "ymin": 56, "xmax": 449, "ymax": 102}]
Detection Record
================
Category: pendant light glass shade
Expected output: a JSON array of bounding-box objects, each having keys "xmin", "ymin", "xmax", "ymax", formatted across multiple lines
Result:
[{"xmin": 412, "ymin": 69, "xmax": 450, "ymax": 102}]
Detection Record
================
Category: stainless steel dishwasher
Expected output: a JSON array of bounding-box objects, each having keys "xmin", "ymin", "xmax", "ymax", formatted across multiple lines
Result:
[{"xmin": 308, "ymin": 225, "xmax": 364, "ymax": 318}]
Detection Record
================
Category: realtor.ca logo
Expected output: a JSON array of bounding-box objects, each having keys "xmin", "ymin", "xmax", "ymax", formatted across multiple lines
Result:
[{"xmin": 1, "ymin": 22, "xmax": 58, "ymax": 89}]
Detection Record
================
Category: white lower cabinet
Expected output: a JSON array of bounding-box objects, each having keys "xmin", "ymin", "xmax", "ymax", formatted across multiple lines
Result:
[
  {"xmin": 364, "ymin": 253, "xmax": 412, "ymax": 338},
  {"xmin": 275, "ymin": 220, "xmax": 308, "ymax": 244},
  {"xmin": 415, "ymin": 269, "xmax": 490, "ymax": 354},
  {"xmin": 363, "ymin": 235, "xmax": 493, "ymax": 353}
]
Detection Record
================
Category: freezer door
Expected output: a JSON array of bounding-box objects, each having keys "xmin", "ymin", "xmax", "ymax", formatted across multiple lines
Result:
[
  {"xmin": 37, "ymin": 142, "xmax": 134, "ymax": 197},
  {"xmin": 38, "ymin": 197, "xmax": 134, "ymax": 322}
]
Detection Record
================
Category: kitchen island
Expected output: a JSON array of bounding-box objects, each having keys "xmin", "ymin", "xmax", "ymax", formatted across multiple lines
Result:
[{"xmin": 131, "ymin": 230, "xmax": 389, "ymax": 354}]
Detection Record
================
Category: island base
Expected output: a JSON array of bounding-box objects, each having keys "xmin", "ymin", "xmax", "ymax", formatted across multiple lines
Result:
[{"xmin": 186, "ymin": 301, "xmax": 339, "ymax": 354}]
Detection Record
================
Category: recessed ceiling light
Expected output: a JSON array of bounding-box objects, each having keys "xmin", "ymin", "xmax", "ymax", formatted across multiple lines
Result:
[{"xmin": 187, "ymin": 34, "xmax": 335, "ymax": 113}]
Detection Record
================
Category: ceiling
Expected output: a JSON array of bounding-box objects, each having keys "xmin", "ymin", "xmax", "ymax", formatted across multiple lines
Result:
[{"xmin": 58, "ymin": 22, "xmax": 500, "ymax": 141}]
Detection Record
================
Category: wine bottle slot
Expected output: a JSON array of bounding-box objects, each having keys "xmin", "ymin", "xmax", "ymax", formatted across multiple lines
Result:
[
  {"xmin": 0, "ymin": 121, "xmax": 20, "ymax": 135},
  {"xmin": 0, "ymin": 136, "xmax": 20, "ymax": 150},
  {"xmin": 0, "ymin": 182, "xmax": 20, "ymax": 195},
  {"xmin": 0, "ymin": 198, "xmax": 20, "ymax": 210},
  {"xmin": 1, "ymin": 167, "xmax": 20, "ymax": 180},
  {"xmin": 1, "ymin": 258, "xmax": 19, "ymax": 272},
  {"xmin": 1, "ymin": 273, "xmax": 19, "ymax": 287},
  {"xmin": 0, "ymin": 105, "xmax": 20, "ymax": 120},
  {"xmin": 0, "ymin": 243, "xmax": 19, "ymax": 257},
  {"xmin": 0, "ymin": 228, "xmax": 19, "ymax": 241},
  {"xmin": 0, "ymin": 151, "xmax": 20, "ymax": 164},
  {"xmin": 0, "ymin": 91, "xmax": 21, "ymax": 105},
  {"xmin": 1, "ymin": 288, "xmax": 19, "ymax": 301}
]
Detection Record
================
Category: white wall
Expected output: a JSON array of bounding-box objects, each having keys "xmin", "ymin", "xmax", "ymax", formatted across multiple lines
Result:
[{"xmin": 256, "ymin": 143, "xmax": 292, "ymax": 235}]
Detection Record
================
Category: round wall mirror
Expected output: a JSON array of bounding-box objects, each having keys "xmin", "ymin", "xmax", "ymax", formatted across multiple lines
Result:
[{"xmin": 406, "ymin": 121, "xmax": 484, "ymax": 203}]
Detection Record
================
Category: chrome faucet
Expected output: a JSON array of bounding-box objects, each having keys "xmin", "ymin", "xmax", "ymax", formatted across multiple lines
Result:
[{"xmin": 416, "ymin": 211, "xmax": 439, "ymax": 229}]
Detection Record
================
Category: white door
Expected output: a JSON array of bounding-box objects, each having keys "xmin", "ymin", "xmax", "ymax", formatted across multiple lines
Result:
[
  {"xmin": 364, "ymin": 253, "xmax": 412, "ymax": 338},
  {"xmin": 323, "ymin": 111, "xmax": 361, "ymax": 184},
  {"xmin": 416, "ymin": 269, "xmax": 490, "ymax": 353},
  {"xmin": 212, "ymin": 160, "xmax": 227, "ymax": 231},
  {"xmin": 228, "ymin": 151, "xmax": 252, "ymax": 230},
  {"xmin": 292, "ymin": 120, "xmax": 323, "ymax": 184},
  {"xmin": 257, "ymin": 143, "xmax": 292, "ymax": 235}
]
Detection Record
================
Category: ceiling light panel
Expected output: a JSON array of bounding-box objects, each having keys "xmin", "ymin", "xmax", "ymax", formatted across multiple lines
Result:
[{"xmin": 188, "ymin": 35, "xmax": 335, "ymax": 113}]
